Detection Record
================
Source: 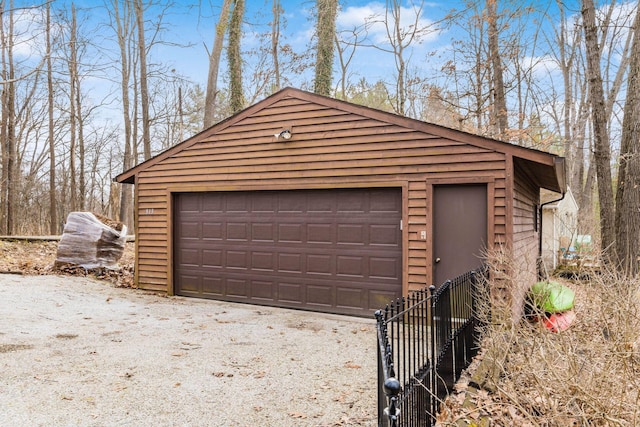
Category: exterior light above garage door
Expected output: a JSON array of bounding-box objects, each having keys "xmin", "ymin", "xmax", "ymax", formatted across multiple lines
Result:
[{"xmin": 274, "ymin": 129, "xmax": 292, "ymax": 140}]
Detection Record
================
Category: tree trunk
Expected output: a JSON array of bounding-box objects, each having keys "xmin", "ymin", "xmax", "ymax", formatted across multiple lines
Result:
[
  {"xmin": 113, "ymin": 0, "xmax": 135, "ymax": 232},
  {"xmin": 68, "ymin": 4, "xmax": 87, "ymax": 212},
  {"xmin": 134, "ymin": 0, "xmax": 151, "ymax": 160},
  {"xmin": 46, "ymin": 2, "xmax": 58, "ymax": 234},
  {"xmin": 203, "ymin": 0, "xmax": 232, "ymax": 128},
  {"xmin": 0, "ymin": 1, "xmax": 8, "ymax": 235},
  {"xmin": 1, "ymin": 1, "xmax": 18, "ymax": 234},
  {"xmin": 581, "ymin": 0, "xmax": 615, "ymax": 263},
  {"xmin": 228, "ymin": 0, "xmax": 245, "ymax": 113},
  {"xmin": 271, "ymin": 0, "xmax": 281, "ymax": 91},
  {"xmin": 614, "ymin": 9, "xmax": 640, "ymax": 276},
  {"xmin": 556, "ymin": 1, "xmax": 575, "ymax": 187},
  {"xmin": 314, "ymin": 0, "xmax": 337, "ymax": 96},
  {"xmin": 68, "ymin": 5, "xmax": 78, "ymax": 212},
  {"xmin": 487, "ymin": 0, "xmax": 508, "ymax": 139},
  {"xmin": 390, "ymin": 0, "xmax": 405, "ymax": 115}
]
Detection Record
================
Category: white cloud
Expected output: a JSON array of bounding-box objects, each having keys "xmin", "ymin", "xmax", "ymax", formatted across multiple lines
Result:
[
  {"xmin": 6, "ymin": 7, "xmax": 47, "ymax": 60},
  {"xmin": 336, "ymin": 1, "xmax": 441, "ymax": 46},
  {"xmin": 521, "ymin": 54, "xmax": 562, "ymax": 78}
]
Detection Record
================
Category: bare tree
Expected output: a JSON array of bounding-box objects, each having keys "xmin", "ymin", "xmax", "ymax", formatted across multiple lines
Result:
[
  {"xmin": 134, "ymin": 0, "xmax": 151, "ymax": 160},
  {"xmin": 486, "ymin": 0, "xmax": 508, "ymax": 138},
  {"xmin": 228, "ymin": 0, "xmax": 245, "ymax": 113},
  {"xmin": 581, "ymin": 0, "xmax": 615, "ymax": 262},
  {"xmin": 271, "ymin": 0, "xmax": 281, "ymax": 91},
  {"xmin": 67, "ymin": 3, "xmax": 80, "ymax": 211},
  {"xmin": 0, "ymin": 0, "xmax": 17, "ymax": 234},
  {"xmin": 204, "ymin": 0, "xmax": 231, "ymax": 128},
  {"xmin": 110, "ymin": 0, "xmax": 135, "ymax": 231},
  {"xmin": 334, "ymin": 23, "xmax": 366, "ymax": 99},
  {"xmin": 46, "ymin": 2, "xmax": 58, "ymax": 234},
  {"xmin": 614, "ymin": 8, "xmax": 640, "ymax": 276},
  {"xmin": 314, "ymin": 0, "xmax": 337, "ymax": 96}
]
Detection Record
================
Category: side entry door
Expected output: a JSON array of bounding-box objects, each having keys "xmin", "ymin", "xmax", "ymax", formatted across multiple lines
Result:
[{"xmin": 432, "ymin": 184, "xmax": 487, "ymax": 287}]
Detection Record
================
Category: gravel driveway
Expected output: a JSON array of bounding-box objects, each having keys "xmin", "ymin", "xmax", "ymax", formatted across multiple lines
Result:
[{"xmin": 0, "ymin": 274, "xmax": 377, "ymax": 426}]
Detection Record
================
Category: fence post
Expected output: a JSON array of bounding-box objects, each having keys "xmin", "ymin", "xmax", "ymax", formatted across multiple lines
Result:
[
  {"xmin": 383, "ymin": 377, "xmax": 401, "ymax": 427},
  {"xmin": 376, "ymin": 307, "xmax": 402, "ymax": 427},
  {"xmin": 429, "ymin": 284, "xmax": 437, "ymax": 423}
]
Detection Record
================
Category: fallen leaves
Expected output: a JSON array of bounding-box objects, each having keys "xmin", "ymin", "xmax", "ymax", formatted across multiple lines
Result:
[
  {"xmin": 0, "ymin": 344, "xmax": 34, "ymax": 353},
  {"xmin": 0, "ymin": 240, "xmax": 58, "ymax": 274},
  {"xmin": 344, "ymin": 361, "xmax": 361, "ymax": 369},
  {"xmin": 55, "ymin": 334, "xmax": 79, "ymax": 340},
  {"xmin": 439, "ymin": 276, "xmax": 640, "ymax": 425},
  {"xmin": 0, "ymin": 239, "xmax": 135, "ymax": 287},
  {"xmin": 288, "ymin": 412, "xmax": 307, "ymax": 419}
]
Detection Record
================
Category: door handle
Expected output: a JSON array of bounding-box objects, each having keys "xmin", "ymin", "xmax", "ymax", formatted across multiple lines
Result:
[{"xmin": 435, "ymin": 257, "xmax": 441, "ymax": 263}]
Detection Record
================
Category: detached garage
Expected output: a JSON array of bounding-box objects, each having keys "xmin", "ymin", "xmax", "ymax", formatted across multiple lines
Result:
[{"xmin": 116, "ymin": 87, "xmax": 565, "ymax": 317}]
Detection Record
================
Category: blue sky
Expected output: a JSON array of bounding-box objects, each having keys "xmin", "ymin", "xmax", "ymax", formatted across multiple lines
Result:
[
  {"xmin": 8, "ymin": 0, "xmax": 633, "ymax": 126},
  {"xmin": 147, "ymin": 0, "xmax": 590, "ymax": 92},
  {"xmin": 146, "ymin": 0, "xmax": 461, "ymax": 89},
  {"xmin": 8, "ymin": 0, "xmax": 575, "ymax": 90}
]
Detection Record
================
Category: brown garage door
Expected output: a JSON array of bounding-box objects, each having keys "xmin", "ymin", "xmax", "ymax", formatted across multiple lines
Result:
[{"xmin": 173, "ymin": 188, "xmax": 402, "ymax": 316}]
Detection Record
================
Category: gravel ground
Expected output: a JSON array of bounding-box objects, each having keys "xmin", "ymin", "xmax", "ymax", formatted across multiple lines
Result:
[{"xmin": 0, "ymin": 274, "xmax": 377, "ymax": 427}]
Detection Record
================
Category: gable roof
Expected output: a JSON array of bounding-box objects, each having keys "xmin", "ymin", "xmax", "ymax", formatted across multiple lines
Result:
[
  {"xmin": 542, "ymin": 186, "xmax": 578, "ymax": 210},
  {"xmin": 115, "ymin": 87, "xmax": 565, "ymax": 193}
]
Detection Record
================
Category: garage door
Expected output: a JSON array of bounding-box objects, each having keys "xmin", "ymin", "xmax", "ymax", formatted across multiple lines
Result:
[{"xmin": 173, "ymin": 188, "xmax": 402, "ymax": 316}]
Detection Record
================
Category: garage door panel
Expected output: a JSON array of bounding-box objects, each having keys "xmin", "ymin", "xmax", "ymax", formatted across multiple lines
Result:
[
  {"xmin": 307, "ymin": 254, "xmax": 333, "ymax": 275},
  {"xmin": 368, "ymin": 290, "xmax": 399, "ymax": 309},
  {"xmin": 278, "ymin": 252, "xmax": 303, "ymax": 273},
  {"xmin": 337, "ymin": 255, "xmax": 365, "ymax": 276},
  {"xmin": 337, "ymin": 224, "xmax": 365, "ymax": 244},
  {"xmin": 370, "ymin": 257, "xmax": 400, "ymax": 279},
  {"xmin": 226, "ymin": 194, "xmax": 251, "ymax": 212},
  {"xmin": 178, "ymin": 248, "xmax": 201, "ymax": 266},
  {"xmin": 202, "ymin": 201, "xmax": 222, "ymax": 212},
  {"xmin": 202, "ymin": 277, "xmax": 223, "ymax": 296},
  {"xmin": 252, "ymin": 193, "xmax": 277, "ymax": 212},
  {"xmin": 278, "ymin": 223, "xmax": 303, "ymax": 242},
  {"xmin": 278, "ymin": 196, "xmax": 306, "ymax": 212},
  {"xmin": 335, "ymin": 191, "xmax": 366, "ymax": 212},
  {"xmin": 202, "ymin": 222, "xmax": 223, "ymax": 239},
  {"xmin": 226, "ymin": 250, "xmax": 248, "ymax": 269},
  {"xmin": 252, "ymin": 223, "xmax": 275, "ymax": 241},
  {"xmin": 307, "ymin": 285, "xmax": 333, "ymax": 307},
  {"xmin": 179, "ymin": 195, "xmax": 200, "ymax": 212},
  {"xmin": 174, "ymin": 188, "xmax": 402, "ymax": 317},
  {"xmin": 202, "ymin": 249, "xmax": 222, "ymax": 267},
  {"xmin": 370, "ymin": 190, "xmax": 402, "ymax": 212},
  {"xmin": 278, "ymin": 282, "xmax": 303, "ymax": 304},
  {"xmin": 308, "ymin": 197, "xmax": 333, "ymax": 212},
  {"xmin": 177, "ymin": 274, "xmax": 200, "ymax": 293},
  {"xmin": 227, "ymin": 278, "xmax": 248, "ymax": 297},
  {"xmin": 252, "ymin": 251, "xmax": 275, "ymax": 271},
  {"xmin": 307, "ymin": 223, "xmax": 333, "ymax": 243},
  {"xmin": 179, "ymin": 222, "xmax": 200, "ymax": 239},
  {"xmin": 336, "ymin": 287, "xmax": 364, "ymax": 309},
  {"xmin": 251, "ymin": 280, "xmax": 275, "ymax": 300},
  {"xmin": 227, "ymin": 223, "xmax": 248, "ymax": 240},
  {"xmin": 370, "ymin": 224, "xmax": 401, "ymax": 245}
]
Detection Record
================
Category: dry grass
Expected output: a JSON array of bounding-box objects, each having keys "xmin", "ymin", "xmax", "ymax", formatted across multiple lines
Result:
[{"xmin": 439, "ymin": 264, "xmax": 640, "ymax": 426}]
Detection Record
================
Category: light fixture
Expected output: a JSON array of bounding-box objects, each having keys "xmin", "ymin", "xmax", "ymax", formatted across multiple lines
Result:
[{"xmin": 274, "ymin": 129, "xmax": 292, "ymax": 140}]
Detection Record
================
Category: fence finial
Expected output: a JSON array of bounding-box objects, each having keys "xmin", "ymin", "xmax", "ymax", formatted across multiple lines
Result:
[{"xmin": 383, "ymin": 377, "xmax": 401, "ymax": 424}]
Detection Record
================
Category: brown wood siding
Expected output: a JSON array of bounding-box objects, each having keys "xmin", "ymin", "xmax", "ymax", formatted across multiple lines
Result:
[
  {"xmin": 132, "ymin": 96, "xmax": 510, "ymax": 294},
  {"xmin": 511, "ymin": 167, "xmax": 540, "ymax": 317}
]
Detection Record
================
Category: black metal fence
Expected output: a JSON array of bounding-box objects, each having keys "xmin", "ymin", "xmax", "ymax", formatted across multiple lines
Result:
[{"xmin": 376, "ymin": 265, "xmax": 489, "ymax": 427}]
